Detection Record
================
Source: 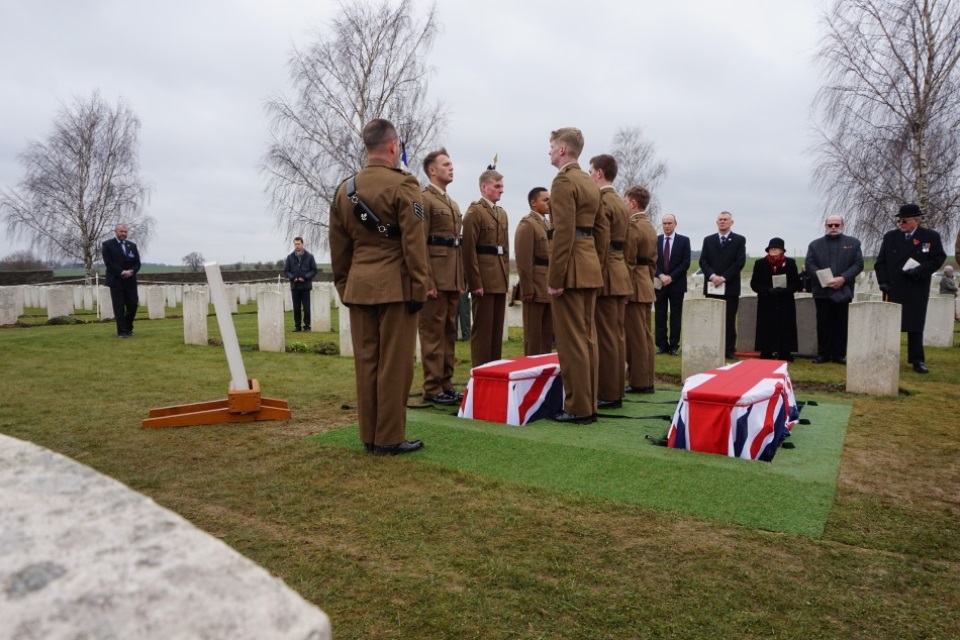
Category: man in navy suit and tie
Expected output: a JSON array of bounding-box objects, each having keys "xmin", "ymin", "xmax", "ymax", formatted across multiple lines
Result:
[
  {"xmin": 101, "ymin": 223, "xmax": 141, "ymax": 337},
  {"xmin": 698, "ymin": 211, "xmax": 746, "ymax": 359},
  {"xmin": 654, "ymin": 213, "xmax": 690, "ymax": 355}
]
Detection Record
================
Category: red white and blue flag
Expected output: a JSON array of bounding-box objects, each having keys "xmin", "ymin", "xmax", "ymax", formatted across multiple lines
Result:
[
  {"xmin": 458, "ymin": 354, "xmax": 564, "ymax": 426},
  {"xmin": 668, "ymin": 359, "xmax": 799, "ymax": 461}
]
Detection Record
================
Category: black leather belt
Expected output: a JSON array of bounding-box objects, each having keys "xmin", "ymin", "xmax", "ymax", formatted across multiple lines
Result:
[
  {"xmin": 428, "ymin": 235, "xmax": 461, "ymax": 247},
  {"xmin": 575, "ymin": 227, "xmax": 593, "ymax": 237},
  {"xmin": 635, "ymin": 258, "xmax": 653, "ymax": 266},
  {"xmin": 534, "ymin": 257, "xmax": 549, "ymax": 266},
  {"xmin": 476, "ymin": 245, "xmax": 506, "ymax": 255},
  {"xmin": 609, "ymin": 241, "xmax": 624, "ymax": 251}
]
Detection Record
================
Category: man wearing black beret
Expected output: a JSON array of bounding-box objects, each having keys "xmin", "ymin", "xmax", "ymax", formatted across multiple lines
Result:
[{"xmin": 875, "ymin": 203, "xmax": 947, "ymax": 373}]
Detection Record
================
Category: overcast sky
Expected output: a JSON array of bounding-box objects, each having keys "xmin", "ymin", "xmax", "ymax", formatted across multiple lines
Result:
[{"xmin": 0, "ymin": 0, "xmax": 833, "ymax": 266}]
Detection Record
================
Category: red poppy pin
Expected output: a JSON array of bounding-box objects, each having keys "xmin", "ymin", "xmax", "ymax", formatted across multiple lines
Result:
[{"xmin": 912, "ymin": 238, "xmax": 920, "ymax": 245}]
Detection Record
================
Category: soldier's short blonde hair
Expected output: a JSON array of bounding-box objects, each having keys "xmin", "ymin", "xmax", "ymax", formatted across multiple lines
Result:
[
  {"xmin": 550, "ymin": 127, "xmax": 585, "ymax": 158},
  {"xmin": 479, "ymin": 169, "xmax": 503, "ymax": 186}
]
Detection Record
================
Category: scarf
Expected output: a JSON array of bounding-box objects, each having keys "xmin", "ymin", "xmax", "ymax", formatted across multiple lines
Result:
[{"xmin": 765, "ymin": 252, "xmax": 786, "ymax": 272}]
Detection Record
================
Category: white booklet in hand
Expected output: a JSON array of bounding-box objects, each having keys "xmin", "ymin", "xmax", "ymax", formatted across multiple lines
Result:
[
  {"xmin": 902, "ymin": 258, "xmax": 920, "ymax": 271},
  {"xmin": 653, "ymin": 277, "xmax": 663, "ymax": 290},
  {"xmin": 816, "ymin": 268, "xmax": 834, "ymax": 286},
  {"xmin": 772, "ymin": 274, "xmax": 787, "ymax": 288},
  {"xmin": 707, "ymin": 280, "xmax": 725, "ymax": 296}
]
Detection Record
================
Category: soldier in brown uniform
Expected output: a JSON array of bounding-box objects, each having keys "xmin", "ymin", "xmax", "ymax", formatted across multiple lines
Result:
[
  {"xmin": 329, "ymin": 119, "xmax": 429, "ymax": 455},
  {"xmin": 418, "ymin": 148, "xmax": 464, "ymax": 405},
  {"xmin": 588, "ymin": 154, "xmax": 632, "ymax": 408},
  {"xmin": 547, "ymin": 127, "xmax": 604, "ymax": 423},
  {"xmin": 462, "ymin": 170, "xmax": 510, "ymax": 366},
  {"xmin": 514, "ymin": 187, "xmax": 554, "ymax": 355},
  {"xmin": 623, "ymin": 186, "xmax": 658, "ymax": 393}
]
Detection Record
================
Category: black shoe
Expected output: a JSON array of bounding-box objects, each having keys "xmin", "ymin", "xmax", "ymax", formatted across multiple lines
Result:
[
  {"xmin": 656, "ymin": 348, "xmax": 670, "ymax": 355},
  {"xmin": 669, "ymin": 349, "xmax": 679, "ymax": 356},
  {"xmin": 425, "ymin": 391, "xmax": 458, "ymax": 405},
  {"xmin": 363, "ymin": 443, "xmax": 374, "ymax": 453},
  {"xmin": 597, "ymin": 399, "xmax": 622, "ymax": 409},
  {"xmin": 549, "ymin": 411, "xmax": 596, "ymax": 424},
  {"xmin": 443, "ymin": 388, "xmax": 464, "ymax": 401},
  {"xmin": 725, "ymin": 351, "xmax": 736, "ymax": 359},
  {"xmin": 625, "ymin": 386, "xmax": 655, "ymax": 394},
  {"xmin": 304, "ymin": 326, "xmax": 311, "ymax": 332},
  {"xmin": 293, "ymin": 327, "xmax": 302, "ymax": 332},
  {"xmin": 118, "ymin": 332, "xmax": 133, "ymax": 338},
  {"xmin": 813, "ymin": 356, "xmax": 830, "ymax": 364},
  {"xmin": 373, "ymin": 440, "xmax": 424, "ymax": 456},
  {"xmin": 832, "ymin": 356, "xmax": 846, "ymax": 365},
  {"xmin": 913, "ymin": 361, "xmax": 929, "ymax": 374}
]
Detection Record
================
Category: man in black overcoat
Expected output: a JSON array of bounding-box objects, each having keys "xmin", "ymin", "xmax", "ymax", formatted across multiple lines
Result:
[
  {"xmin": 699, "ymin": 211, "xmax": 746, "ymax": 359},
  {"xmin": 875, "ymin": 204, "xmax": 947, "ymax": 373},
  {"xmin": 101, "ymin": 223, "xmax": 141, "ymax": 338}
]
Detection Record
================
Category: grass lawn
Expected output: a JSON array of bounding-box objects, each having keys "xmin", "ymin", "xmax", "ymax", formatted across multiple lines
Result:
[{"xmin": 2, "ymin": 305, "xmax": 959, "ymax": 639}]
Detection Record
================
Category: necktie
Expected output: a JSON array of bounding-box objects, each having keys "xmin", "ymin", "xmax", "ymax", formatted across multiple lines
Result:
[
  {"xmin": 905, "ymin": 232, "xmax": 912, "ymax": 242},
  {"xmin": 720, "ymin": 235, "xmax": 727, "ymax": 247},
  {"xmin": 663, "ymin": 236, "xmax": 671, "ymax": 267}
]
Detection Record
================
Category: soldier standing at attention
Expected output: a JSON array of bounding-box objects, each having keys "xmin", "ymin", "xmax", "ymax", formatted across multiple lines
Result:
[
  {"xmin": 514, "ymin": 187, "xmax": 554, "ymax": 355},
  {"xmin": 418, "ymin": 148, "xmax": 465, "ymax": 405},
  {"xmin": 329, "ymin": 119, "xmax": 429, "ymax": 455},
  {"xmin": 623, "ymin": 186, "xmax": 658, "ymax": 394},
  {"xmin": 462, "ymin": 169, "xmax": 510, "ymax": 366},
  {"xmin": 546, "ymin": 127, "xmax": 604, "ymax": 424},
  {"xmin": 588, "ymin": 154, "xmax": 632, "ymax": 409}
]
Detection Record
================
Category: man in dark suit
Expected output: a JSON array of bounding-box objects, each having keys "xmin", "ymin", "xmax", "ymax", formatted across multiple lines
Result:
[
  {"xmin": 699, "ymin": 211, "xmax": 746, "ymax": 359},
  {"xmin": 875, "ymin": 203, "xmax": 947, "ymax": 373},
  {"xmin": 654, "ymin": 213, "xmax": 691, "ymax": 356},
  {"xmin": 283, "ymin": 236, "xmax": 317, "ymax": 332},
  {"xmin": 101, "ymin": 223, "xmax": 141, "ymax": 338}
]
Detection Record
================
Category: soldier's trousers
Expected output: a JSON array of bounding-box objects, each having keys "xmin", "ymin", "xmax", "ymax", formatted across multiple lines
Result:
[
  {"xmin": 470, "ymin": 292, "xmax": 505, "ymax": 367},
  {"xmin": 625, "ymin": 301, "xmax": 654, "ymax": 388},
  {"xmin": 521, "ymin": 300, "xmax": 553, "ymax": 356},
  {"xmin": 596, "ymin": 295, "xmax": 626, "ymax": 401},
  {"xmin": 419, "ymin": 291, "xmax": 459, "ymax": 398},
  {"xmin": 552, "ymin": 288, "xmax": 599, "ymax": 416}
]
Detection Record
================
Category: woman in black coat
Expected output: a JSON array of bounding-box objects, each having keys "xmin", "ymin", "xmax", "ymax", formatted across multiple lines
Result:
[{"xmin": 750, "ymin": 237, "xmax": 802, "ymax": 361}]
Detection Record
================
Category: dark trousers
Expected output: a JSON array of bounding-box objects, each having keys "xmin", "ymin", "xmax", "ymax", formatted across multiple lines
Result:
[
  {"xmin": 907, "ymin": 331, "xmax": 925, "ymax": 363},
  {"xmin": 706, "ymin": 294, "xmax": 739, "ymax": 354},
  {"xmin": 470, "ymin": 293, "xmax": 506, "ymax": 367},
  {"xmin": 292, "ymin": 289, "xmax": 311, "ymax": 329},
  {"xmin": 654, "ymin": 288, "xmax": 684, "ymax": 350},
  {"xmin": 110, "ymin": 283, "xmax": 138, "ymax": 335},
  {"xmin": 814, "ymin": 298, "xmax": 849, "ymax": 358}
]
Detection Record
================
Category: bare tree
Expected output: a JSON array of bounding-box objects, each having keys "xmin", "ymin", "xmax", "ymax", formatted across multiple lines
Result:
[
  {"xmin": 0, "ymin": 91, "xmax": 153, "ymax": 277},
  {"xmin": 263, "ymin": 0, "xmax": 447, "ymax": 249},
  {"xmin": 611, "ymin": 126, "xmax": 669, "ymax": 225},
  {"xmin": 182, "ymin": 251, "xmax": 205, "ymax": 271},
  {"xmin": 0, "ymin": 250, "xmax": 48, "ymax": 271},
  {"xmin": 813, "ymin": 0, "xmax": 960, "ymax": 251}
]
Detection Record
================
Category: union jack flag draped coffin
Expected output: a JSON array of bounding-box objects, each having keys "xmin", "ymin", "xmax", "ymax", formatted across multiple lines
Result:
[
  {"xmin": 668, "ymin": 359, "xmax": 799, "ymax": 462},
  {"xmin": 458, "ymin": 354, "xmax": 564, "ymax": 426}
]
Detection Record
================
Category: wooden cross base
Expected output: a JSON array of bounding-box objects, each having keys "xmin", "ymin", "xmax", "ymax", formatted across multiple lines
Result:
[{"xmin": 142, "ymin": 379, "xmax": 291, "ymax": 429}]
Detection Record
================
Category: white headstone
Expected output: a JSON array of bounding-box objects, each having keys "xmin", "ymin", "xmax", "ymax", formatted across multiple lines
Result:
[
  {"xmin": 236, "ymin": 284, "xmax": 249, "ymax": 305},
  {"xmin": 98, "ymin": 287, "xmax": 115, "ymax": 320},
  {"xmin": 165, "ymin": 285, "xmax": 179, "ymax": 308},
  {"xmin": 183, "ymin": 290, "xmax": 208, "ymax": 346},
  {"xmin": 846, "ymin": 301, "xmax": 900, "ymax": 395},
  {"xmin": 82, "ymin": 285, "xmax": 94, "ymax": 311},
  {"xmin": 225, "ymin": 284, "xmax": 239, "ymax": 314},
  {"xmin": 0, "ymin": 287, "xmax": 19, "ymax": 325},
  {"xmin": 794, "ymin": 294, "xmax": 817, "ymax": 357},
  {"xmin": 204, "ymin": 263, "xmax": 249, "ymax": 391},
  {"xmin": 735, "ymin": 295, "xmax": 757, "ymax": 352},
  {"xmin": 681, "ymin": 298, "xmax": 726, "ymax": 382},
  {"xmin": 13, "ymin": 286, "xmax": 25, "ymax": 316},
  {"xmin": 257, "ymin": 291, "xmax": 286, "ymax": 353},
  {"xmin": 338, "ymin": 296, "xmax": 353, "ymax": 357},
  {"xmin": 46, "ymin": 287, "xmax": 74, "ymax": 319},
  {"xmin": 311, "ymin": 285, "xmax": 331, "ymax": 332},
  {"xmin": 146, "ymin": 287, "xmax": 166, "ymax": 319},
  {"xmin": 283, "ymin": 288, "xmax": 293, "ymax": 312},
  {"xmin": 73, "ymin": 286, "xmax": 84, "ymax": 310},
  {"xmin": 923, "ymin": 296, "xmax": 955, "ymax": 347}
]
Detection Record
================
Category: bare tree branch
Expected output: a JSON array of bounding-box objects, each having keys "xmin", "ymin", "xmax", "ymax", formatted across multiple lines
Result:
[
  {"xmin": 0, "ymin": 90, "xmax": 153, "ymax": 276},
  {"xmin": 262, "ymin": 0, "xmax": 447, "ymax": 250},
  {"xmin": 611, "ymin": 126, "xmax": 669, "ymax": 225},
  {"xmin": 813, "ymin": 0, "xmax": 960, "ymax": 252}
]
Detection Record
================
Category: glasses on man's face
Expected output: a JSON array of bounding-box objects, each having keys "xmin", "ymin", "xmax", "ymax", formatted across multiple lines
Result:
[
  {"xmin": 826, "ymin": 223, "xmax": 841, "ymax": 228},
  {"xmin": 896, "ymin": 217, "xmax": 912, "ymax": 223}
]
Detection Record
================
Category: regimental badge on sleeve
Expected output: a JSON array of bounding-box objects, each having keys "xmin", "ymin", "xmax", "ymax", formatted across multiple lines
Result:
[{"xmin": 414, "ymin": 202, "xmax": 424, "ymax": 220}]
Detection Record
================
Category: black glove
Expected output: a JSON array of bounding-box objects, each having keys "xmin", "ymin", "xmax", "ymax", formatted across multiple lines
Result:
[
  {"xmin": 407, "ymin": 300, "xmax": 424, "ymax": 315},
  {"xmin": 905, "ymin": 267, "xmax": 923, "ymax": 281},
  {"xmin": 878, "ymin": 283, "xmax": 890, "ymax": 294},
  {"xmin": 768, "ymin": 287, "xmax": 787, "ymax": 295}
]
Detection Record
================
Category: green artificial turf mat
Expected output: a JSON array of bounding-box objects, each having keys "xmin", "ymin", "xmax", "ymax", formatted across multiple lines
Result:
[{"xmin": 316, "ymin": 386, "xmax": 850, "ymax": 537}]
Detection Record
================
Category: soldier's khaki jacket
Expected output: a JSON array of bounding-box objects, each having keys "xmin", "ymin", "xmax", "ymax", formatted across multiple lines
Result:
[
  {"xmin": 462, "ymin": 198, "xmax": 510, "ymax": 294},
  {"xmin": 514, "ymin": 212, "xmax": 552, "ymax": 303},
  {"xmin": 597, "ymin": 186, "xmax": 633, "ymax": 297},
  {"xmin": 547, "ymin": 162, "xmax": 603, "ymax": 290},
  {"xmin": 329, "ymin": 159, "xmax": 428, "ymax": 305},
  {"xmin": 421, "ymin": 184, "xmax": 464, "ymax": 293},
  {"xmin": 625, "ymin": 212, "xmax": 658, "ymax": 303}
]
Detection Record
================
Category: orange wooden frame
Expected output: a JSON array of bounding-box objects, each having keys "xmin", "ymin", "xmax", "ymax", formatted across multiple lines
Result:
[{"xmin": 142, "ymin": 379, "xmax": 291, "ymax": 429}]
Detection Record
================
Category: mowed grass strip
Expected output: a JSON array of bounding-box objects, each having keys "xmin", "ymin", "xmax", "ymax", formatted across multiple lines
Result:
[{"xmin": 1, "ymin": 310, "xmax": 959, "ymax": 639}]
